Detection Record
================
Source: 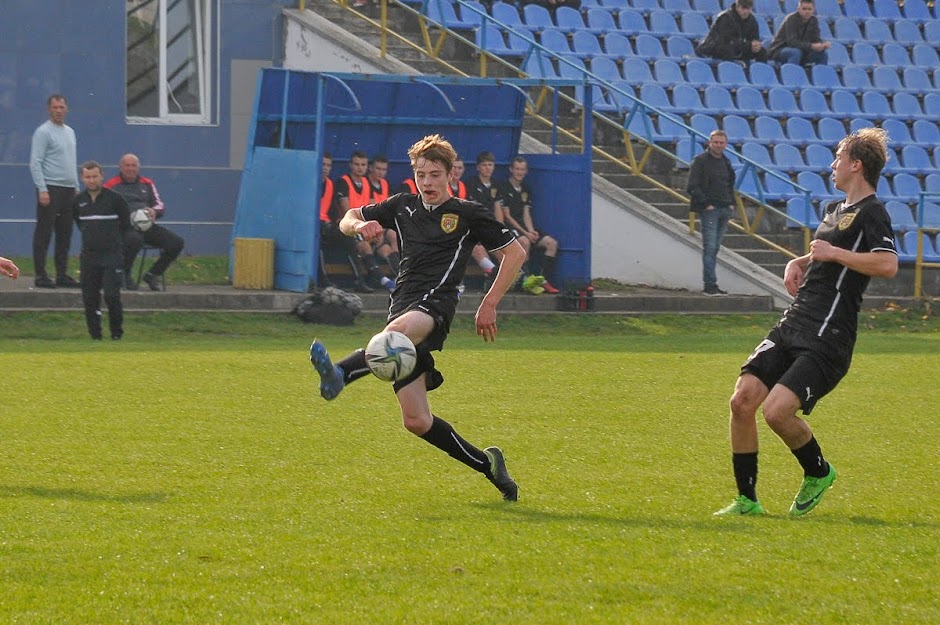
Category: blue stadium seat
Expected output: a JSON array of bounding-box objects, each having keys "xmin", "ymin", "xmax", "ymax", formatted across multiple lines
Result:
[
  {"xmin": 459, "ymin": 1, "xmax": 488, "ymax": 27},
  {"xmin": 849, "ymin": 117, "xmax": 874, "ymax": 134},
  {"xmin": 912, "ymin": 119, "xmax": 940, "ymax": 146},
  {"xmin": 639, "ymin": 83, "xmax": 674, "ymax": 114},
  {"xmin": 786, "ymin": 197, "xmax": 821, "ymax": 229},
  {"xmin": 685, "ymin": 60, "xmax": 718, "ymax": 89},
  {"xmin": 427, "ymin": 0, "xmax": 472, "ymax": 30},
  {"xmin": 736, "ymin": 86, "xmax": 773, "ymax": 118},
  {"xmin": 925, "ymin": 173, "xmax": 940, "ymax": 196},
  {"xmin": 754, "ymin": 0, "xmax": 784, "ymax": 15},
  {"xmin": 603, "ymin": 32, "xmax": 634, "ymax": 60},
  {"xmin": 817, "ymin": 117, "xmax": 847, "ymax": 143},
  {"xmin": 724, "ymin": 115, "xmax": 755, "ymax": 144},
  {"xmin": 892, "ymin": 92, "xmax": 926, "ymax": 120},
  {"xmin": 831, "ymin": 90, "xmax": 862, "ymax": 118},
  {"xmin": 617, "ymin": 9, "xmax": 649, "ymax": 36},
  {"xmin": 921, "ymin": 202, "xmax": 940, "ymax": 229},
  {"xmin": 895, "ymin": 233, "xmax": 916, "ymax": 263},
  {"xmin": 832, "ymin": 17, "xmax": 862, "ymax": 44},
  {"xmin": 671, "ymin": 83, "xmax": 707, "ymax": 115},
  {"xmin": 704, "ymin": 85, "xmax": 737, "ymax": 116},
  {"xmin": 600, "ymin": 0, "xmax": 629, "ymax": 8},
  {"xmin": 675, "ymin": 138, "xmax": 704, "ymax": 166},
  {"xmin": 554, "ymin": 6, "xmax": 588, "ymax": 34},
  {"xmin": 691, "ymin": 0, "xmax": 721, "ymax": 18},
  {"xmin": 756, "ymin": 16, "xmax": 773, "ymax": 40},
  {"xmin": 906, "ymin": 231, "xmax": 940, "ymax": 263},
  {"xmin": 773, "ymin": 143, "xmax": 808, "ymax": 174},
  {"xmin": 886, "ymin": 201, "xmax": 917, "ymax": 231},
  {"xmin": 540, "ymin": 29, "xmax": 574, "ymax": 56},
  {"xmin": 690, "ymin": 112, "xmax": 719, "ymax": 139},
  {"xmin": 747, "ymin": 62, "xmax": 781, "ymax": 91},
  {"xmin": 850, "ymin": 42, "xmax": 881, "ymax": 69},
  {"xmin": 786, "ymin": 117, "xmax": 821, "ymax": 146},
  {"xmin": 877, "ymin": 176, "xmax": 895, "ymax": 201},
  {"xmin": 880, "ymin": 43, "xmax": 912, "ymax": 70},
  {"xmin": 492, "ymin": 2, "xmax": 524, "ymax": 30},
  {"xmin": 522, "ymin": 4, "xmax": 554, "ymax": 33},
  {"xmin": 662, "ymin": 0, "xmax": 693, "ymax": 16},
  {"xmin": 506, "ymin": 29, "xmax": 533, "ymax": 56},
  {"xmin": 558, "ymin": 56, "xmax": 589, "ymax": 105},
  {"xmin": 621, "ymin": 57, "xmax": 654, "ymax": 87},
  {"xmin": 812, "ymin": 0, "xmax": 843, "ymax": 20},
  {"xmin": 765, "ymin": 171, "xmax": 798, "ymax": 202},
  {"xmin": 770, "ymin": 87, "xmax": 805, "ymax": 119},
  {"xmin": 653, "ymin": 58, "xmax": 687, "ymax": 88},
  {"xmin": 779, "ymin": 63, "xmax": 811, "ymax": 90},
  {"xmin": 901, "ymin": 0, "xmax": 933, "ymax": 24},
  {"xmin": 892, "ymin": 173, "xmax": 924, "ymax": 203},
  {"xmin": 924, "ymin": 93, "xmax": 940, "ymax": 119},
  {"xmin": 872, "ymin": 67, "xmax": 904, "ymax": 96},
  {"xmin": 586, "ymin": 9, "xmax": 617, "ymax": 35},
  {"xmin": 860, "ymin": 91, "xmax": 893, "ymax": 121},
  {"xmin": 649, "ymin": 10, "xmax": 681, "ymax": 38},
  {"xmin": 522, "ymin": 54, "xmax": 559, "ymax": 78},
  {"xmin": 608, "ymin": 80, "xmax": 640, "ymax": 113},
  {"xmin": 717, "ymin": 61, "xmax": 750, "ymax": 90},
  {"xmin": 630, "ymin": 0, "xmax": 659, "ymax": 15},
  {"xmin": 655, "ymin": 113, "xmax": 691, "ymax": 142},
  {"xmin": 871, "ymin": 0, "xmax": 902, "ymax": 22},
  {"xmin": 666, "ymin": 35, "xmax": 696, "ymax": 60},
  {"xmin": 927, "ymin": 24, "xmax": 940, "ymax": 46},
  {"xmin": 680, "ymin": 12, "xmax": 710, "ymax": 39},
  {"xmin": 805, "ymin": 143, "xmax": 834, "ymax": 171},
  {"xmin": 902, "ymin": 67, "xmax": 932, "ymax": 97},
  {"xmin": 826, "ymin": 41, "xmax": 851, "ymax": 69},
  {"xmin": 911, "ymin": 44, "xmax": 940, "ymax": 70},
  {"xmin": 797, "ymin": 171, "xmax": 840, "ymax": 203},
  {"xmin": 572, "ymin": 31, "xmax": 605, "ymax": 59},
  {"xmin": 900, "ymin": 146, "xmax": 935, "ymax": 176},
  {"xmin": 590, "ymin": 56, "xmax": 623, "ymax": 82},
  {"xmin": 796, "ymin": 88, "xmax": 830, "ymax": 119},
  {"xmin": 842, "ymin": 66, "xmax": 873, "ymax": 93},
  {"xmin": 580, "ymin": 0, "xmax": 602, "ymax": 8},
  {"xmin": 755, "ymin": 116, "xmax": 787, "ymax": 145},
  {"xmin": 882, "ymin": 119, "xmax": 916, "ymax": 148},
  {"xmin": 862, "ymin": 18, "xmax": 894, "ymax": 45},
  {"xmin": 894, "ymin": 18, "xmax": 926, "ymax": 45},
  {"xmin": 636, "ymin": 34, "xmax": 667, "ymax": 62},
  {"xmin": 476, "ymin": 26, "xmax": 514, "ymax": 56},
  {"xmin": 811, "ymin": 64, "xmax": 842, "ymax": 92}
]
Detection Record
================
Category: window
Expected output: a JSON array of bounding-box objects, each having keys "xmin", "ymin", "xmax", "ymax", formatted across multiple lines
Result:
[{"xmin": 126, "ymin": 0, "xmax": 217, "ymax": 124}]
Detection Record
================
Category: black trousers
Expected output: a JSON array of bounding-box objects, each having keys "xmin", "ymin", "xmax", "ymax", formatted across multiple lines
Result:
[
  {"xmin": 80, "ymin": 252, "xmax": 124, "ymax": 339},
  {"xmin": 123, "ymin": 224, "xmax": 185, "ymax": 276},
  {"xmin": 33, "ymin": 185, "xmax": 77, "ymax": 279}
]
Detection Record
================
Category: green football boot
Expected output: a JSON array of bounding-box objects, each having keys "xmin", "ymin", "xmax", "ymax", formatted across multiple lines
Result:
[
  {"xmin": 713, "ymin": 495, "xmax": 766, "ymax": 516},
  {"xmin": 789, "ymin": 464, "xmax": 837, "ymax": 517}
]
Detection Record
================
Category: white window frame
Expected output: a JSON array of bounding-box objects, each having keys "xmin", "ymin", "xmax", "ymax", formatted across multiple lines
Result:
[{"xmin": 126, "ymin": 0, "xmax": 219, "ymax": 126}]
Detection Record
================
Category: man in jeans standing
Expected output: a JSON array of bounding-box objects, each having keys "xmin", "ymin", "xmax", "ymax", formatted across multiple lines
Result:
[{"xmin": 687, "ymin": 130, "xmax": 735, "ymax": 296}]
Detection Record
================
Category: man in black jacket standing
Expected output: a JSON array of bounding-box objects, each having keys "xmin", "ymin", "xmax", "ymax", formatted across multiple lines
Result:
[
  {"xmin": 73, "ymin": 161, "xmax": 132, "ymax": 340},
  {"xmin": 695, "ymin": 0, "xmax": 767, "ymax": 63},
  {"xmin": 687, "ymin": 130, "xmax": 736, "ymax": 296}
]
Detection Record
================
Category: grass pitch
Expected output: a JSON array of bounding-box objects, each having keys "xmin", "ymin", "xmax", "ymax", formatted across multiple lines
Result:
[{"xmin": 0, "ymin": 312, "xmax": 937, "ymax": 624}]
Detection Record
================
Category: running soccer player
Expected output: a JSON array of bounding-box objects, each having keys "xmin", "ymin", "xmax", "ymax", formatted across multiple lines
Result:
[
  {"xmin": 309, "ymin": 134, "xmax": 526, "ymax": 501},
  {"xmin": 715, "ymin": 127, "xmax": 898, "ymax": 517}
]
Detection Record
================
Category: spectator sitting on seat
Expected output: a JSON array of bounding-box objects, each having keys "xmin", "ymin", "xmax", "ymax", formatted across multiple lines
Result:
[
  {"xmin": 768, "ymin": 0, "xmax": 830, "ymax": 67},
  {"xmin": 695, "ymin": 0, "xmax": 768, "ymax": 63},
  {"xmin": 465, "ymin": 152, "xmax": 502, "ymax": 290},
  {"xmin": 496, "ymin": 156, "xmax": 560, "ymax": 294},
  {"xmin": 367, "ymin": 154, "xmax": 401, "ymax": 278},
  {"xmin": 318, "ymin": 152, "xmax": 361, "ymax": 289},
  {"xmin": 335, "ymin": 150, "xmax": 394, "ymax": 292},
  {"xmin": 104, "ymin": 154, "xmax": 184, "ymax": 291}
]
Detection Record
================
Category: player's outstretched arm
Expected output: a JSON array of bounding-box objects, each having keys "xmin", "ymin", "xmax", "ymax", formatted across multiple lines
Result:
[
  {"xmin": 0, "ymin": 256, "xmax": 20, "ymax": 279},
  {"xmin": 339, "ymin": 207, "xmax": 383, "ymax": 242},
  {"xmin": 476, "ymin": 239, "xmax": 526, "ymax": 343}
]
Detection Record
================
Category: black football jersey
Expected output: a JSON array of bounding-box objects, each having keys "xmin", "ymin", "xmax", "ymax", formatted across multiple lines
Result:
[
  {"xmin": 496, "ymin": 179, "xmax": 532, "ymax": 224},
  {"xmin": 466, "ymin": 177, "xmax": 500, "ymax": 213},
  {"xmin": 361, "ymin": 193, "xmax": 516, "ymax": 317},
  {"xmin": 783, "ymin": 194, "xmax": 897, "ymax": 343}
]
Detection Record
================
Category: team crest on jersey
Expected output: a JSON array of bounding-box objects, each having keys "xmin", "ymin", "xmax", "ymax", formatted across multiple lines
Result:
[
  {"xmin": 521, "ymin": 191, "xmax": 528, "ymax": 203},
  {"xmin": 837, "ymin": 212, "xmax": 857, "ymax": 230},
  {"xmin": 441, "ymin": 213, "xmax": 459, "ymax": 233},
  {"xmin": 490, "ymin": 188, "xmax": 498, "ymax": 199}
]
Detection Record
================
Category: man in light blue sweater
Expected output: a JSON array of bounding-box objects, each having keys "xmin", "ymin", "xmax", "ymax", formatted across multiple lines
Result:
[{"xmin": 29, "ymin": 94, "xmax": 79, "ymax": 289}]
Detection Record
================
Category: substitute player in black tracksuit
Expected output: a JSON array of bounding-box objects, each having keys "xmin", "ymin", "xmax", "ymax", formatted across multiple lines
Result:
[
  {"xmin": 716, "ymin": 128, "xmax": 898, "ymax": 517},
  {"xmin": 309, "ymin": 134, "xmax": 527, "ymax": 502},
  {"xmin": 73, "ymin": 161, "xmax": 132, "ymax": 340}
]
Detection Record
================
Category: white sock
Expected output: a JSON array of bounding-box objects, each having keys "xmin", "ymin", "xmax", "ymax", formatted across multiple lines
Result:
[{"xmin": 478, "ymin": 257, "xmax": 495, "ymax": 272}]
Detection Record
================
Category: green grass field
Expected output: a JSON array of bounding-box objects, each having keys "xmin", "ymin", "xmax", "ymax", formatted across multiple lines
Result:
[{"xmin": 1, "ymin": 313, "xmax": 937, "ymax": 624}]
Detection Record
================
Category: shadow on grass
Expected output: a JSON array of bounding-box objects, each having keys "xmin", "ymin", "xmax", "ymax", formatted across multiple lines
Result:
[
  {"xmin": 0, "ymin": 485, "xmax": 170, "ymax": 504},
  {"xmin": 468, "ymin": 503, "xmax": 940, "ymax": 530}
]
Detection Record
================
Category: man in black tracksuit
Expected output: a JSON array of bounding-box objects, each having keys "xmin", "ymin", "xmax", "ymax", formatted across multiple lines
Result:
[
  {"xmin": 73, "ymin": 161, "xmax": 132, "ymax": 340},
  {"xmin": 695, "ymin": 0, "xmax": 768, "ymax": 63}
]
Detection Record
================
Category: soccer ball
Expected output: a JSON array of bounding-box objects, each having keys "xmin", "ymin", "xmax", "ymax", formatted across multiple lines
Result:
[
  {"xmin": 365, "ymin": 331, "xmax": 417, "ymax": 382},
  {"xmin": 131, "ymin": 209, "xmax": 153, "ymax": 232}
]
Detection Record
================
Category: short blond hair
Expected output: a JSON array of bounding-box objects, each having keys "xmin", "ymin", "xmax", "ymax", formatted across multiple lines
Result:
[
  {"xmin": 838, "ymin": 127, "xmax": 889, "ymax": 188},
  {"xmin": 407, "ymin": 134, "xmax": 457, "ymax": 173}
]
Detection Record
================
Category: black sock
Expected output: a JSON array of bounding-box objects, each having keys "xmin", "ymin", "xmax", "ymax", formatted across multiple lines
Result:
[
  {"xmin": 541, "ymin": 255, "xmax": 556, "ymax": 282},
  {"xmin": 337, "ymin": 349, "xmax": 371, "ymax": 384},
  {"xmin": 419, "ymin": 415, "xmax": 489, "ymax": 475},
  {"xmin": 792, "ymin": 436, "xmax": 829, "ymax": 478},
  {"xmin": 732, "ymin": 452, "xmax": 759, "ymax": 501}
]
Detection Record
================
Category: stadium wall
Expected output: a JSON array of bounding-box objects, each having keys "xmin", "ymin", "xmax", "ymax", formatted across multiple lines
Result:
[{"xmin": 0, "ymin": 0, "xmax": 288, "ymax": 257}]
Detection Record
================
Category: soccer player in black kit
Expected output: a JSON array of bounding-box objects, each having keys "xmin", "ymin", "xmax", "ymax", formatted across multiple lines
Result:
[
  {"xmin": 715, "ymin": 128, "xmax": 898, "ymax": 517},
  {"xmin": 309, "ymin": 135, "xmax": 527, "ymax": 501}
]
